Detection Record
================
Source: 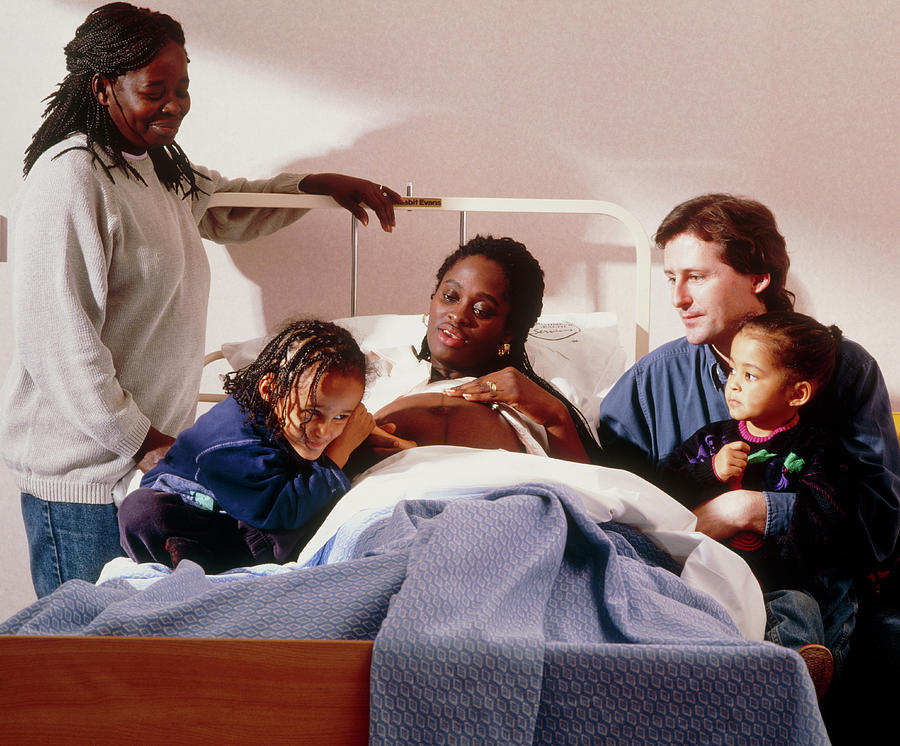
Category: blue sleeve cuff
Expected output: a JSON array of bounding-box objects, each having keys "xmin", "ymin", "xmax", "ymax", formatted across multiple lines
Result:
[{"xmin": 764, "ymin": 491, "xmax": 795, "ymax": 536}]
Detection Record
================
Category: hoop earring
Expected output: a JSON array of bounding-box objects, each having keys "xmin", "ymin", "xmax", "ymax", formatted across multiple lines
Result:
[
  {"xmin": 421, "ymin": 313, "xmax": 429, "ymax": 326},
  {"xmin": 498, "ymin": 342, "xmax": 510, "ymax": 357}
]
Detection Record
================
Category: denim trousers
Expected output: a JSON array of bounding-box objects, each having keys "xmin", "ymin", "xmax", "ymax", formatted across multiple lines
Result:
[
  {"xmin": 20, "ymin": 492, "xmax": 125, "ymax": 598},
  {"xmin": 764, "ymin": 575, "xmax": 856, "ymax": 676}
]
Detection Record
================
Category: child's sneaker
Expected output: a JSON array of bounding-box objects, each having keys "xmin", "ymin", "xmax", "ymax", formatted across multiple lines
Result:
[{"xmin": 797, "ymin": 643, "xmax": 834, "ymax": 701}]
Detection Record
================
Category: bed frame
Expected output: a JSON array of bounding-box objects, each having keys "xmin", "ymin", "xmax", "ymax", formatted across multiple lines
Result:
[
  {"xmin": 0, "ymin": 194, "xmax": 654, "ymax": 744},
  {"xmin": 1, "ymin": 636, "xmax": 372, "ymax": 742},
  {"xmin": 206, "ymin": 192, "xmax": 653, "ymax": 359}
]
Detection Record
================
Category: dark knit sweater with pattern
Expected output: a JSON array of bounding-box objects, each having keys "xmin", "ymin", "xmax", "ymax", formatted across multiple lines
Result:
[{"xmin": 663, "ymin": 416, "xmax": 854, "ymax": 592}]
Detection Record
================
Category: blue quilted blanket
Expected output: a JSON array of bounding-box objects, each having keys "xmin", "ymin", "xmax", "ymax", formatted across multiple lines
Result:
[{"xmin": 1, "ymin": 482, "xmax": 827, "ymax": 744}]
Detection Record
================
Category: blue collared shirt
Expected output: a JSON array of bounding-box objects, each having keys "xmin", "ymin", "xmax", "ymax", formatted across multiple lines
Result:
[{"xmin": 596, "ymin": 336, "xmax": 900, "ymax": 568}]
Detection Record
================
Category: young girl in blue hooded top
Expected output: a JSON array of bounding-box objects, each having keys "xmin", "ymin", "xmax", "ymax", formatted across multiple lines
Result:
[{"xmin": 119, "ymin": 319, "xmax": 379, "ymax": 573}]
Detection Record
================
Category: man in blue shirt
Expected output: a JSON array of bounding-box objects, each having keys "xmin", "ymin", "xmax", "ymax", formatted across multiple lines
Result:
[{"xmin": 596, "ymin": 193, "xmax": 900, "ymax": 731}]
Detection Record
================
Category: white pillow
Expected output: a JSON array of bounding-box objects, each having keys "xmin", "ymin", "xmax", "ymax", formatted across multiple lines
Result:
[
  {"xmin": 525, "ymin": 313, "xmax": 626, "ymax": 424},
  {"xmin": 220, "ymin": 312, "xmax": 626, "ymax": 422}
]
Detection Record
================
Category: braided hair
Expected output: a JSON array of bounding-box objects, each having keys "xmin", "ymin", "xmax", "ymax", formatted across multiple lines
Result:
[
  {"xmin": 24, "ymin": 2, "xmax": 205, "ymax": 198},
  {"xmin": 417, "ymin": 234, "xmax": 601, "ymax": 459},
  {"xmin": 738, "ymin": 311, "xmax": 843, "ymax": 396},
  {"xmin": 417, "ymin": 235, "xmax": 544, "ymax": 368},
  {"xmin": 223, "ymin": 319, "xmax": 368, "ymax": 440}
]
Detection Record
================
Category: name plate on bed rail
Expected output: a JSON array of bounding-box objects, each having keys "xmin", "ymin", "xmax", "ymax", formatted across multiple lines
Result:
[{"xmin": 401, "ymin": 197, "xmax": 443, "ymax": 207}]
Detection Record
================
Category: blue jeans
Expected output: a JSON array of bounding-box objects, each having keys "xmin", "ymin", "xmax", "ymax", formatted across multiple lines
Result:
[
  {"xmin": 20, "ymin": 493, "xmax": 125, "ymax": 598},
  {"xmin": 764, "ymin": 576, "xmax": 856, "ymax": 676},
  {"xmin": 765, "ymin": 588, "xmax": 825, "ymax": 647}
]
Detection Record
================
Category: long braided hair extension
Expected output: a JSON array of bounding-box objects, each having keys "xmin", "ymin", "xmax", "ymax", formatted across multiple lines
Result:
[
  {"xmin": 417, "ymin": 235, "xmax": 602, "ymax": 460},
  {"xmin": 223, "ymin": 319, "xmax": 368, "ymax": 441},
  {"xmin": 25, "ymin": 2, "xmax": 206, "ymax": 198}
]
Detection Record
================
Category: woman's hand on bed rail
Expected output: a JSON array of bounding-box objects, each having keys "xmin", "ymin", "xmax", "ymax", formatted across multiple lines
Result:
[{"xmin": 298, "ymin": 173, "xmax": 403, "ymax": 232}]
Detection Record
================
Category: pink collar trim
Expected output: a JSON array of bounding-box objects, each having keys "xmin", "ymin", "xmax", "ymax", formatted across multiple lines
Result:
[{"xmin": 738, "ymin": 413, "xmax": 800, "ymax": 442}]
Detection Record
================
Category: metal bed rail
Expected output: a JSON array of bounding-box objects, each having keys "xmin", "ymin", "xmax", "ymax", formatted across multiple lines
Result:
[{"xmin": 207, "ymin": 193, "xmax": 651, "ymax": 360}]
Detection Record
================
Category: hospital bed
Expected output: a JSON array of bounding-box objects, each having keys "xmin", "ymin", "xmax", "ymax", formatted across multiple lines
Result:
[{"xmin": 0, "ymin": 195, "xmax": 828, "ymax": 745}]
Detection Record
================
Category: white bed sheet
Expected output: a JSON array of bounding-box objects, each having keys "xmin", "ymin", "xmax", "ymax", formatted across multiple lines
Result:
[
  {"xmin": 292, "ymin": 446, "xmax": 765, "ymax": 640},
  {"xmin": 104, "ymin": 446, "xmax": 765, "ymax": 641}
]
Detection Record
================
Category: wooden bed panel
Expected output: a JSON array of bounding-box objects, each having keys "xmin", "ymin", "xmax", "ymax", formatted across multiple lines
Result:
[{"xmin": 0, "ymin": 636, "xmax": 372, "ymax": 744}]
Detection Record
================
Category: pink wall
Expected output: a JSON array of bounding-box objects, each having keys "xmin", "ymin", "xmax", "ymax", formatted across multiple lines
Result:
[{"xmin": 171, "ymin": 0, "xmax": 898, "ymax": 401}]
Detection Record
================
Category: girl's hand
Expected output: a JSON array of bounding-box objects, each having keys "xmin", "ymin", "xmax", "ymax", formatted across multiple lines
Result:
[
  {"xmin": 714, "ymin": 441, "xmax": 750, "ymax": 483},
  {"xmin": 325, "ymin": 403, "xmax": 376, "ymax": 468},
  {"xmin": 299, "ymin": 173, "xmax": 403, "ymax": 232},
  {"xmin": 366, "ymin": 422, "xmax": 417, "ymax": 458}
]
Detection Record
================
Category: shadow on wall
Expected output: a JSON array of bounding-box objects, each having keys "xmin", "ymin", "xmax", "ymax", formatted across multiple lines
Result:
[{"xmin": 220, "ymin": 112, "xmax": 642, "ymax": 339}]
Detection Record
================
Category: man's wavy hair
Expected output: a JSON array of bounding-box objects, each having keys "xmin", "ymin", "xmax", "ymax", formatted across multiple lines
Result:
[{"xmin": 654, "ymin": 193, "xmax": 795, "ymax": 312}]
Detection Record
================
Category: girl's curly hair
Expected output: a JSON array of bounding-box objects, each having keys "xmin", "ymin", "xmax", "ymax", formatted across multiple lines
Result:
[{"xmin": 223, "ymin": 318, "xmax": 368, "ymax": 439}]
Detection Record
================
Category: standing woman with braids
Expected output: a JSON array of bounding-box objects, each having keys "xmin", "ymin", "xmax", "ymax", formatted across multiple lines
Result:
[
  {"xmin": 118, "ymin": 319, "xmax": 375, "ymax": 574},
  {"xmin": 0, "ymin": 2, "xmax": 401, "ymax": 596}
]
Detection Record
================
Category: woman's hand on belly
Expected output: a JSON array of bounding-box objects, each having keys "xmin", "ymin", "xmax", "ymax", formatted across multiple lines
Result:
[
  {"xmin": 374, "ymin": 392, "xmax": 523, "ymax": 452},
  {"xmin": 444, "ymin": 367, "xmax": 589, "ymax": 463},
  {"xmin": 443, "ymin": 366, "xmax": 561, "ymax": 425}
]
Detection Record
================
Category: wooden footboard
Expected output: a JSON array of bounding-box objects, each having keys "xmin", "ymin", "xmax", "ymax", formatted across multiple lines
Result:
[{"xmin": 0, "ymin": 636, "xmax": 372, "ymax": 744}]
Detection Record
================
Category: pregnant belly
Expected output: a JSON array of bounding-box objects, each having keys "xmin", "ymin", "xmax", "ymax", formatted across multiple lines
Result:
[{"xmin": 375, "ymin": 392, "xmax": 523, "ymax": 452}]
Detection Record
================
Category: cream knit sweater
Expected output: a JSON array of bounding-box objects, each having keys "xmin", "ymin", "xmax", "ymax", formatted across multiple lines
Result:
[{"xmin": 0, "ymin": 135, "xmax": 308, "ymax": 504}]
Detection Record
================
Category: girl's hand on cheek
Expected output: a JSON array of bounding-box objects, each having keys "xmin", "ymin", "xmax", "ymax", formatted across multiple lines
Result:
[
  {"xmin": 367, "ymin": 422, "xmax": 417, "ymax": 456},
  {"xmin": 325, "ymin": 404, "xmax": 375, "ymax": 468}
]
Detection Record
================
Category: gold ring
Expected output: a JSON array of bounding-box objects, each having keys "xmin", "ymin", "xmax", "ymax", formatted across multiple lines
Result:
[{"xmin": 486, "ymin": 380, "xmax": 497, "ymax": 393}]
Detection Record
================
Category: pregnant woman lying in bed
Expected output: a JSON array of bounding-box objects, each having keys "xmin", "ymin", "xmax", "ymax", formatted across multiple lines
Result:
[{"xmin": 360, "ymin": 235, "xmax": 600, "ymax": 468}]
